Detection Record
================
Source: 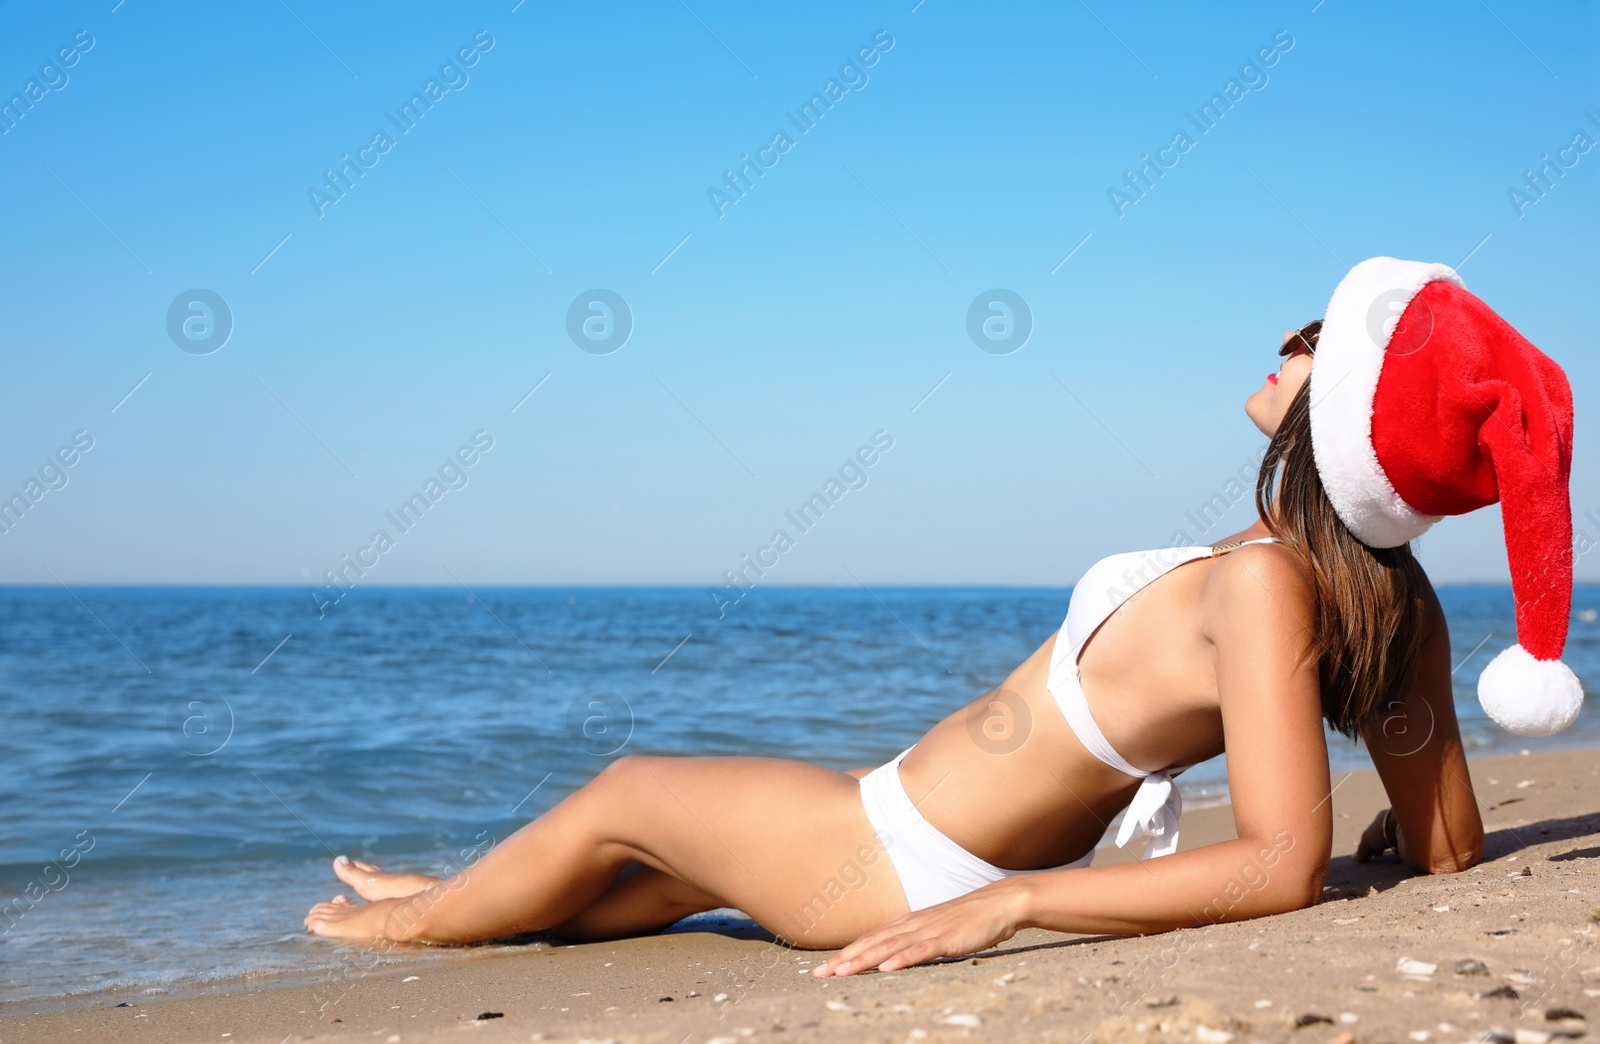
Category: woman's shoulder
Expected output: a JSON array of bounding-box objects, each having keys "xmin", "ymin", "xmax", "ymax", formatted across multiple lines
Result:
[
  {"xmin": 1197, "ymin": 540, "xmax": 1316, "ymax": 640},
  {"xmin": 1210, "ymin": 538, "xmax": 1311, "ymax": 591}
]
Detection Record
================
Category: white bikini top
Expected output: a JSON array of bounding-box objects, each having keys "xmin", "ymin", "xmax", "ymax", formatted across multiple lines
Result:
[{"xmin": 1046, "ymin": 537, "xmax": 1281, "ymax": 860}]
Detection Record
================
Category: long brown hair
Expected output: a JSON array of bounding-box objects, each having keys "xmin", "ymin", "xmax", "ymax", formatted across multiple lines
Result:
[{"xmin": 1255, "ymin": 322, "xmax": 1431, "ymax": 738}]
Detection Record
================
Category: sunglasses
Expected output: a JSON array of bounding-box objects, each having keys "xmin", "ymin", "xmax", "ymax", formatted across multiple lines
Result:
[{"xmin": 1278, "ymin": 320, "xmax": 1322, "ymax": 357}]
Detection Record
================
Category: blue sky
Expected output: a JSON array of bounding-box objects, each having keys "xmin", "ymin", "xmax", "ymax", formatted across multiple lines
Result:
[{"xmin": 0, "ymin": 0, "xmax": 1595, "ymax": 587}]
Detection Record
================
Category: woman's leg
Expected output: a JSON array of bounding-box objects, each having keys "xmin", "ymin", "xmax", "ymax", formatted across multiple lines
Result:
[
  {"xmin": 332, "ymin": 854, "xmax": 723, "ymax": 942},
  {"xmin": 332, "ymin": 856, "xmax": 442, "ymax": 900},
  {"xmin": 304, "ymin": 755, "xmax": 908, "ymax": 949},
  {"xmin": 551, "ymin": 863, "xmax": 723, "ymax": 941}
]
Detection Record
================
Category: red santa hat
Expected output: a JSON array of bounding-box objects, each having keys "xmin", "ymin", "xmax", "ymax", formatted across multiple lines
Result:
[{"xmin": 1307, "ymin": 256, "xmax": 1581, "ymax": 737}]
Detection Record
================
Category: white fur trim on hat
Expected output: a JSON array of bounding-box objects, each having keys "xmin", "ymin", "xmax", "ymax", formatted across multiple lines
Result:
[
  {"xmin": 1308, "ymin": 257, "xmax": 1462, "ymax": 548},
  {"xmin": 1478, "ymin": 643, "xmax": 1584, "ymax": 737}
]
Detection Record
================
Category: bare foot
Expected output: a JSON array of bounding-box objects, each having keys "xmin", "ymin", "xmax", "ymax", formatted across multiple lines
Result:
[
  {"xmin": 333, "ymin": 855, "xmax": 442, "ymax": 901},
  {"xmin": 304, "ymin": 894, "xmax": 404, "ymax": 942}
]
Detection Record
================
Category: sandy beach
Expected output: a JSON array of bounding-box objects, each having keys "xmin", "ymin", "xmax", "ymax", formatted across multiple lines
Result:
[{"xmin": 6, "ymin": 746, "xmax": 1600, "ymax": 1043}]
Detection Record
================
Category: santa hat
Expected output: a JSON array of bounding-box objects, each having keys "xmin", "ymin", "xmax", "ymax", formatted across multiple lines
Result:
[{"xmin": 1307, "ymin": 256, "xmax": 1581, "ymax": 737}]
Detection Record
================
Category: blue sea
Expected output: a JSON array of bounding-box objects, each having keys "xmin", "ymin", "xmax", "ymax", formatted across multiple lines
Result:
[{"xmin": 2, "ymin": 584, "xmax": 1598, "ymax": 1008}]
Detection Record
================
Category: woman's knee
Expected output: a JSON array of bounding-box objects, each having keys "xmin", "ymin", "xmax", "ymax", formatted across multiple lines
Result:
[
  {"xmin": 575, "ymin": 756, "xmax": 668, "ymax": 848},
  {"xmin": 594, "ymin": 754, "xmax": 660, "ymax": 792}
]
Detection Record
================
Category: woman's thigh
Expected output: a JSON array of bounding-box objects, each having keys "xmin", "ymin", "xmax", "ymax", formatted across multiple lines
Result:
[{"xmin": 600, "ymin": 755, "xmax": 909, "ymax": 948}]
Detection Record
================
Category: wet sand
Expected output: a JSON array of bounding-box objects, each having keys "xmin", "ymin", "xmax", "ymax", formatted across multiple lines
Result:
[{"xmin": 6, "ymin": 747, "xmax": 1600, "ymax": 1043}]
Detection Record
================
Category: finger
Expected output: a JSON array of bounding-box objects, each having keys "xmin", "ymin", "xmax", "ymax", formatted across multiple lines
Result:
[
  {"xmin": 816, "ymin": 918, "xmax": 921, "ymax": 976},
  {"xmin": 876, "ymin": 935, "xmax": 960, "ymax": 973},
  {"xmin": 814, "ymin": 934, "xmax": 883, "ymax": 977},
  {"xmin": 877, "ymin": 936, "xmax": 952, "ymax": 972},
  {"xmin": 815, "ymin": 936, "xmax": 891, "ymax": 977},
  {"xmin": 829, "ymin": 930, "xmax": 924, "ymax": 976},
  {"xmin": 819, "ymin": 932, "xmax": 908, "ymax": 977}
]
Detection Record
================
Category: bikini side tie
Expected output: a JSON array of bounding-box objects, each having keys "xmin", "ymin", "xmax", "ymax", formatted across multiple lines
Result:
[{"xmin": 1114, "ymin": 770, "xmax": 1183, "ymax": 859}]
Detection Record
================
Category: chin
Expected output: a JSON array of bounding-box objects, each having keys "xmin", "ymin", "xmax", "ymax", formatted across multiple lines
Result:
[{"xmin": 1244, "ymin": 394, "xmax": 1271, "ymax": 436}]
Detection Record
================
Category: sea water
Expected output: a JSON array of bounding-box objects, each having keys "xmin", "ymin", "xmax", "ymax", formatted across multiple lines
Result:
[{"xmin": 1, "ymin": 584, "xmax": 1597, "ymax": 1006}]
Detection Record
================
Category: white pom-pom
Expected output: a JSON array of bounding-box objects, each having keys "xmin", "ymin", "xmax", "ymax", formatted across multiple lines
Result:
[{"xmin": 1477, "ymin": 644, "xmax": 1584, "ymax": 737}]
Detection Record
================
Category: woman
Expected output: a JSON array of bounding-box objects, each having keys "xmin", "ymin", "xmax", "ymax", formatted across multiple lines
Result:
[{"xmin": 305, "ymin": 257, "xmax": 1581, "ymax": 978}]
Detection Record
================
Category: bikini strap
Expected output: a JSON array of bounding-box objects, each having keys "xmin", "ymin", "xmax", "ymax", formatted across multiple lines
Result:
[
  {"xmin": 1208, "ymin": 535, "xmax": 1280, "ymax": 556},
  {"xmin": 1051, "ymin": 664, "xmax": 1150, "ymax": 779}
]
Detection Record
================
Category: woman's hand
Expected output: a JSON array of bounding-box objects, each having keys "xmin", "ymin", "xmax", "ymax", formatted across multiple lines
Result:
[
  {"xmin": 1353, "ymin": 808, "xmax": 1397, "ymax": 863},
  {"xmin": 813, "ymin": 881, "xmax": 1030, "ymax": 977}
]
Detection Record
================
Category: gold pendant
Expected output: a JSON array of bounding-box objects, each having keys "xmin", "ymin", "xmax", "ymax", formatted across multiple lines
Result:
[{"xmin": 1210, "ymin": 540, "xmax": 1243, "ymax": 556}]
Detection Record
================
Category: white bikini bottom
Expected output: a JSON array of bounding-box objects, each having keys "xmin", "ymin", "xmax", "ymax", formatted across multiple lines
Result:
[{"xmin": 857, "ymin": 748, "xmax": 1095, "ymax": 912}]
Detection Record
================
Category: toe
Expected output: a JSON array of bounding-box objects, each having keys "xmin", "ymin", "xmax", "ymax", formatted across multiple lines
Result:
[{"xmin": 334, "ymin": 856, "xmax": 381, "ymax": 895}]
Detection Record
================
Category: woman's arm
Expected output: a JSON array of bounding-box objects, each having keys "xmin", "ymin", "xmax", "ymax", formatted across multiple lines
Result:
[
  {"xmin": 814, "ymin": 829, "xmax": 1318, "ymax": 977},
  {"xmin": 1353, "ymin": 581, "xmax": 1484, "ymax": 874},
  {"xmin": 1017, "ymin": 546, "xmax": 1334, "ymax": 928},
  {"xmin": 816, "ymin": 545, "xmax": 1333, "ymax": 975}
]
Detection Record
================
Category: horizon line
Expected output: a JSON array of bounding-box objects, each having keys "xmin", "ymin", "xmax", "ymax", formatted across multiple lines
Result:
[{"xmin": 0, "ymin": 580, "xmax": 1589, "ymax": 590}]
